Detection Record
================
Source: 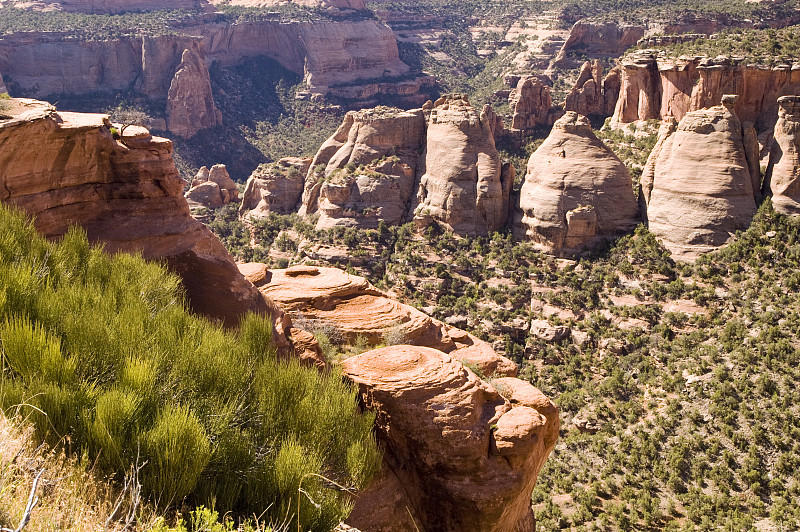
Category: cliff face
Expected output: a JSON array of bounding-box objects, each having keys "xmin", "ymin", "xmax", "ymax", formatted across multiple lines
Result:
[
  {"xmin": 0, "ymin": 73, "xmax": 6, "ymax": 94},
  {"xmin": 0, "ymin": 18, "xmax": 419, "ymax": 135},
  {"xmin": 765, "ymin": 96, "xmax": 800, "ymax": 215},
  {"xmin": 643, "ymin": 98, "xmax": 758, "ymax": 261},
  {"xmin": 514, "ymin": 112, "xmax": 639, "ymax": 255},
  {"xmin": 509, "ymin": 76, "xmax": 553, "ymax": 132},
  {"xmin": 611, "ymin": 51, "xmax": 800, "ymax": 133},
  {"xmin": 564, "ymin": 60, "xmax": 620, "ymax": 117},
  {"xmin": 0, "ymin": 99, "xmax": 282, "ymax": 334}
]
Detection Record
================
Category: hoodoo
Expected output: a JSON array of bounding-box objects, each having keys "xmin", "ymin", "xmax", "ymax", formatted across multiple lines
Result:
[
  {"xmin": 514, "ymin": 111, "xmax": 639, "ymax": 255},
  {"xmin": 642, "ymin": 95, "xmax": 758, "ymax": 260}
]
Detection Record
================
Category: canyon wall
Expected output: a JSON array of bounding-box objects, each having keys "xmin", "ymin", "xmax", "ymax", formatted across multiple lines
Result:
[
  {"xmin": 0, "ymin": 18, "xmax": 418, "ymax": 136},
  {"xmin": 611, "ymin": 51, "xmax": 800, "ymax": 133}
]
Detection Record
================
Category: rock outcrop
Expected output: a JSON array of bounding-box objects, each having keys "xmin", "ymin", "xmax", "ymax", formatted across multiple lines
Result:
[
  {"xmin": 564, "ymin": 60, "xmax": 620, "ymax": 117},
  {"xmin": 0, "ymin": 73, "xmax": 6, "ymax": 94},
  {"xmin": 342, "ymin": 345, "xmax": 558, "ymax": 532},
  {"xmin": 301, "ymin": 107, "xmax": 425, "ymax": 229},
  {"xmin": 414, "ymin": 96, "xmax": 510, "ymax": 235},
  {"xmin": 247, "ymin": 264, "xmax": 519, "ymax": 377},
  {"xmin": 643, "ymin": 97, "xmax": 758, "ymax": 260},
  {"xmin": 553, "ymin": 20, "xmax": 646, "ymax": 65},
  {"xmin": 611, "ymin": 51, "xmax": 800, "ymax": 132},
  {"xmin": 0, "ymin": 100, "xmax": 284, "ymax": 339},
  {"xmin": 240, "ymin": 157, "xmax": 311, "ymax": 218},
  {"xmin": 765, "ymin": 95, "xmax": 800, "ymax": 215},
  {"xmin": 185, "ymin": 164, "xmax": 238, "ymax": 209},
  {"xmin": 514, "ymin": 112, "xmax": 639, "ymax": 254},
  {"xmin": 301, "ymin": 99, "xmax": 513, "ymax": 235},
  {"xmin": 165, "ymin": 48, "xmax": 223, "ymax": 139},
  {"xmin": 509, "ymin": 76, "xmax": 553, "ymax": 132}
]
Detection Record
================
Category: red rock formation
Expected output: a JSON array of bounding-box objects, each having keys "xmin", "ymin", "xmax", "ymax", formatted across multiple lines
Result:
[
  {"xmin": 186, "ymin": 164, "xmax": 238, "ymax": 209},
  {"xmin": 611, "ymin": 52, "xmax": 800, "ymax": 132},
  {"xmin": 643, "ymin": 97, "xmax": 758, "ymax": 260},
  {"xmin": 509, "ymin": 76, "xmax": 553, "ymax": 131},
  {"xmin": 342, "ymin": 345, "xmax": 558, "ymax": 532},
  {"xmin": 301, "ymin": 107, "xmax": 425, "ymax": 229},
  {"xmin": 165, "ymin": 48, "xmax": 223, "ymax": 139},
  {"xmin": 553, "ymin": 20, "xmax": 645, "ymax": 66},
  {"xmin": 248, "ymin": 264, "xmax": 519, "ymax": 377},
  {"xmin": 514, "ymin": 112, "xmax": 640, "ymax": 255},
  {"xmin": 0, "ymin": 100, "xmax": 285, "ymax": 340},
  {"xmin": 765, "ymin": 95, "xmax": 800, "ymax": 215},
  {"xmin": 564, "ymin": 61, "xmax": 622, "ymax": 118}
]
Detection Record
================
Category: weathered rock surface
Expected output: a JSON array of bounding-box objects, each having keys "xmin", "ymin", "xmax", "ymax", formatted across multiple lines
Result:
[
  {"xmin": 0, "ymin": 73, "xmax": 7, "ymax": 94},
  {"xmin": 0, "ymin": 100, "xmax": 284, "ymax": 339},
  {"xmin": 0, "ymin": 18, "xmax": 419, "ymax": 114},
  {"xmin": 165, "ymin": 48, "xmax": 222, "ymax": 139},
  {"xmin": 765, "ymin": 95, "xmax": 800, "ymax": 215},
  {"xmin": 342, "ymin": 345, "xmax": 558, "ymax": 532},
  {"xmin": 185, "ymin": 164, "xmax": 238, "ymax": 209},
  {"xmin": 509, "ymin": 76, "xmax": 553, "ymax": 132},
  {"xmin": 414, "ymin": 96, "xmax": 510, "ymax": 235},
  {"xmin": 240, "ymin": 158, "xmax": 310, "ymax": 218},
  {"xmin": 302, "ymin": 107, "xmax": 425, "ymax": 229},
  {"xmin": 302, "ymin": 100, "xmax": 513, "ymax": 234},
  {"xmin": 611, "ymin": 51, "xmax": 800, "ymax": 132},
  {"xmin": 643, "ymin": 98, "xmax": 758, "ymax": 260},
  {"xmin": 247, "ymin": 264, "xmax": 518, "ymax": 377},
  {"xmin": 554, "ymin": 20, "xmax": 646, "ymax": 65},
  {"xmin": 564, "ymin": 60, "xmax": 620, "ymax": 117},
  {"xmin": 514, "ymin": 112, "xmax": 639, "ymax": 254}
]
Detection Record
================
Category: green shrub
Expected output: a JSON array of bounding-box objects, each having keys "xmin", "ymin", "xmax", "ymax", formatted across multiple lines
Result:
[{"xmin": 0, "ymin": 203, "xmax": 379, "ymax": 530}]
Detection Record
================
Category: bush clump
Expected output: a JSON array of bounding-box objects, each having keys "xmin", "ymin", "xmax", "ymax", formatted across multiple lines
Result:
[{"xmin": 0, "ymin": 203, "xmax": 380, "ymax": 530}]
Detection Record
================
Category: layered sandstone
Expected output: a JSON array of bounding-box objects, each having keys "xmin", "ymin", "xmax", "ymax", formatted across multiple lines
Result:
[
  {"xmin": 0, "ymin": 100, "xmax": 283, "ymax": 338},
  {"xmin": 765, "ymin": 95, "xmax": 800, "ymax": 215},
  {"xmin": 611, "ymin": 51, "xmax": 800, "ymax": 132},
  {"xmin": 248, "ymin": 264, "xmax": 518, "ymax": 377},
  {"xmin": 553, "ymin": 20, "xmax": 646, "ymax": 65},
  {"xmin": 509, "ymin": 76, "xmax": 553, "ymax": 132},
  {"xmin": 165, "ymin": 48, "xmax": 222, "ymax": 139},
  {"xmin": 185, "ymin": 164, "xmax": 238, "ymax": 209},
  {"xmin": 240, "ymin": 157, "xmax": 311, "ymax": 218},
  {"xmin": 514, "ymin": 112, "xmax": 639, "ymax": 254},
  {"xmin": 342, "ymin": 345, "xmax": 558, "ymax": 532},
  {"xmin": 643, "ymin": 98, "xmax": 758, "ymax": 260},
  {"xmin": 302, "ymin": 107, "xmax": 425, "ymax": 229},
  {"xmin": 414, "ymin": 96, "xmax": 510, "ymax": 235}
]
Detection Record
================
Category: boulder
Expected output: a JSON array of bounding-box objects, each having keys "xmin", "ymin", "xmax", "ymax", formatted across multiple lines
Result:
[
  {"xmin": 247, "ymin": 264, "xmax": 518, "ymax": 377},
  {"xmin": 530, "ymin": 319, "xmax": 571, "ymax": 342},
  {"xmin": 185, "ymin": 181, "xmax": 224, "ymax": 208},
  {"xmin": 342, "ymin": 346, "xmax": 558, "ymax": 532},
  {"xmin": 643, "ymin": 96, "xmax": 758, "ymax": 260},
  {"xmin": 240, "ymin": 157, "xmax": 310, "ymax": 218},
  {"xmin": 414, "ymin": 96, "xmax": 509, "ymax": 235},
  {"xmin": 165, "ymin": 48, "xmax": 223, "ymax": 139},
  {"xmin": 514, "ymin": 111, "xmax": 640, "ymax": 254},
  {"xmin": 765, "ymin": 95, "xmax": 800, "ymax": 215}
]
